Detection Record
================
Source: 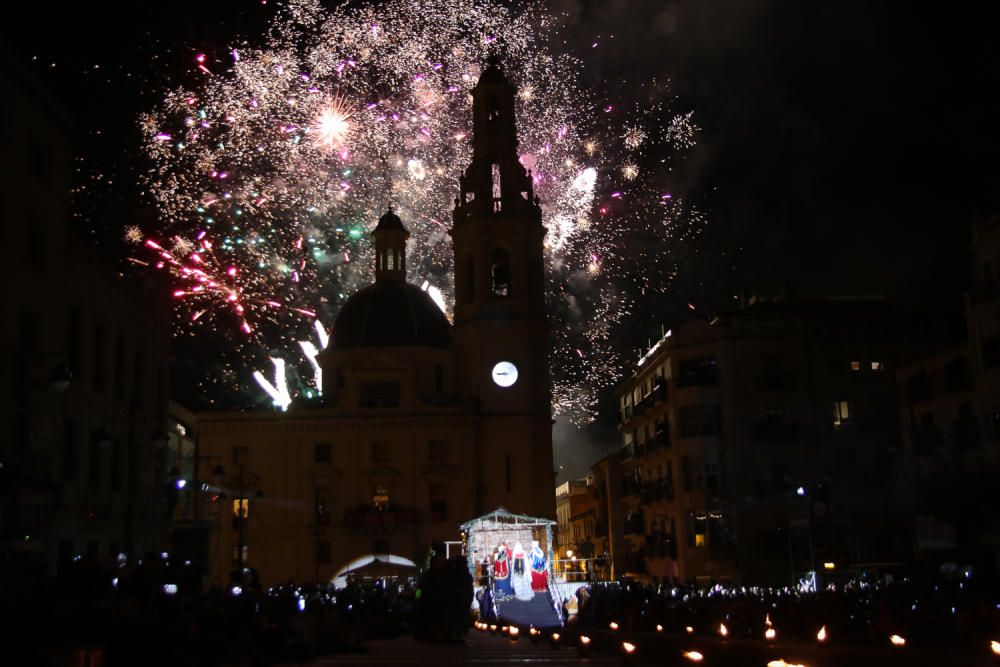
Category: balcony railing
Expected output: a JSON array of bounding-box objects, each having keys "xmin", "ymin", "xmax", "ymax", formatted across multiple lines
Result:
[{"xmin": 640, "ymin": 480, "xmax": 675, "ymax": 503}]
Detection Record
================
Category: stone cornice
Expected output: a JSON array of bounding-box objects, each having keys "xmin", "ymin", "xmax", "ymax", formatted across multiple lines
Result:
[{"xmin": 199, "ymin": 414, "xmax": 479, "ymax": 435}]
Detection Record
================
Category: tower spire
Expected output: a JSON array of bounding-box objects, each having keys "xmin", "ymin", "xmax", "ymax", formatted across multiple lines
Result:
[{"xmin": 454, "ymin": 59, "xmax": 537, "ymax": 218}]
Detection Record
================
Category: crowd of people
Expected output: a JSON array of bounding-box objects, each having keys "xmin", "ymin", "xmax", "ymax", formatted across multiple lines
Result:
[
  {"xmin": 7, "ymin": 548, "xmax": 998, "ymax": 664},
  {"xmin": 413, "ymin": 554, "xmax": 475, "ymax": 642},
  {"xmin": 1, "ymin": 552, "xmax": 440, "ymax": 666},
  {"xmin": 570, "ymin": 572, "xmax": 1000, "ymax": 651}
]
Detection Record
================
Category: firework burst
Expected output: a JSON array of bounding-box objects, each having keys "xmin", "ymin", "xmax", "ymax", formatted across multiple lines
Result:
[{"xmin": 135, "ymin": 0, "xmax": 704, "ymax": 423}]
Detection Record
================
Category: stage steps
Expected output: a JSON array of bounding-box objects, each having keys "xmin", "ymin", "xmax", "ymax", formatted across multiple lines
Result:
[{"xmin": 496, "ymin": 590, "xmax": 562, "ymax": 629}]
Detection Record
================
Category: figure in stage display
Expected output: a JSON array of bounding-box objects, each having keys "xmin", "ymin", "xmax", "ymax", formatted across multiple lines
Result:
[
  {"xmin": 528, "ymin": 540, "xmax": 548, "ymax": 592},
  {"xmin": 511, "ymin": 541, "xmax": 534, "ymax": 600},
  {"xmin": 493, "ymin": 542, "xmax": 513, "ymax": 599}
]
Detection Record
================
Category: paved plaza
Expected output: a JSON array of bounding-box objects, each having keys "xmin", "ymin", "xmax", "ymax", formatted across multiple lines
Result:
[{"xmin": 287, "ymin": 631, "xmax": 617, "ymax": 666}]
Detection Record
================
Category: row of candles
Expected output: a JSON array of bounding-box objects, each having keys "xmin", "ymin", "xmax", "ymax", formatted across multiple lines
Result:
[{"xmin": 472, "ymin": 617, "xmax": 1000, "ymax": 663}]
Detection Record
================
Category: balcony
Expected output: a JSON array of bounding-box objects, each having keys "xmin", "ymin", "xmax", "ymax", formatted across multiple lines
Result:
[
  {"xmin": 650, "ymin": 429, "xmax": 671, "ymax": 451},
  {"xmin": 623, "ymin": 510, "xmax": 645, "ymax": 535},
  {"xmin": 676, "ymin": 358, "xmax": 718, "ymax": 388},
  {"xmin": 621, "ymin": 475, "xmax": 641, "ymax": 498},
  {"xmin": 344, "ymin": 504, "xmax": 419, "ymax": 533},
  {"xmin": 644, "ymin": 538, "xmax": 677, "ymax": 561},
  {"xmin": 640, "ymin": 479, "xmax": 675, "ymax": 504}
]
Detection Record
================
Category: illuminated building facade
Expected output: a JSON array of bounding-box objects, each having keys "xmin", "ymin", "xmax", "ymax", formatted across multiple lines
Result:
[
  {"xmin": 196, "ymin": 62, "xmax": 556, "ymax": 585},
  {"xmin": 554, "ymin": 478, "xmax": 596, "ymax": 580},
  {"xmin": 608, "ymin": 296, "xmax": 910, "ymax": 585}
]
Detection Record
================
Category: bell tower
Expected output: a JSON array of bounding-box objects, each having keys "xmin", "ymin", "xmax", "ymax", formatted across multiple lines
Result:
[{"xmin": 451, "ymin": 59, "xmax": 554, "ymax": 519}]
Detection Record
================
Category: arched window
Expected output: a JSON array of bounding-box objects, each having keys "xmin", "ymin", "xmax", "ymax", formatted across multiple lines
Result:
[
  {"xmin": 492, "ymin": 164, "xmax": 502, "ymax": 200},
  {"xmin": 490, "ymin": 248, "xmax": 510, "ymax": 298},
  {"xmin": 487, "ymin": 97, "xmax": 501, "ymax": 122},
  {"xmin": 387, "ymin": 249, "xmax": 395, "ymax": 270}
]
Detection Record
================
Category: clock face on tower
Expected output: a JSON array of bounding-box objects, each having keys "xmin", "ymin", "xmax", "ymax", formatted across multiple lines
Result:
[{"xmin": 491, "ymin": 361, "xmax": 519, "ymax": 388}]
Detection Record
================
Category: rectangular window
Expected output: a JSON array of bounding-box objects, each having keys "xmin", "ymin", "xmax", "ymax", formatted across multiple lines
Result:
[
  {"xmin": 373, "ymin": 485, "xmax": 390, "ymax": 510},
  {"xmin": 430, "ymin": 482, "xmax": 448, "ymax": 522},
  {"xmin": 705, "ymin": 462, "xmax": 719, "ymax": 494},
  {"xmin": 232, "ymin": 545, "xmax": 247, "ymax": 564},
  {"xmin": 233, "ymin": 498, "xmax": 249, "ymax": 519},
  {"xmin": 315, "ymin": 486, "xmax": 330, "ymax": 526},
  {"xmin": 832, "ymin": 400, "xmax": 851, "ymax": 430},
  {"xmin": 428, "ymin": 440, "xmax": 447, "ymax": 461},
  {"xmin": 360, "ymin": 381, "xmax": 400, "ymax": 408},
  {"xmin": 677, "ymin": 356, "xmax": 718, "ymax": 387},
  {"xmin": 314, "ymin": 442, "xmax": 331, "ymax": 464},
  {"xmin": 689, "ymin": 513, "xmax": 708, "ymax": 548},
  {"xmin": 870, "ymin": 361, "xmax": 883, "ymax": 372},
  {"xmin": 316, "ymin": 541, "xmax": 332, "ymax": 564},
  {"xmin": 682, "ymin": 456, "xmax": 691, "ymax": 493},
  {"xmin": 372, "ymin": 441, "xmax": 389, "ymax": 463},
  {"xmin": 435, "ymin": 365, "xmax": 444, "ymax": 393},
  {"xmin": 232, "ymin": 446, "xmax": 249, "ymax": 466},
  {"xmin": 679, "ymin": 405, "xmax": 721, "ymax": 438},
  {"xmin": 850, "ymin": 360, "xmax": 861, "ymax": 372}
]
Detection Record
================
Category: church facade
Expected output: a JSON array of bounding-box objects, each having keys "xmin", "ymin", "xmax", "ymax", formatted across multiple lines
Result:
[{"xmin": 195, "ymin": 62, "xmax": 555, "ymax": 585}]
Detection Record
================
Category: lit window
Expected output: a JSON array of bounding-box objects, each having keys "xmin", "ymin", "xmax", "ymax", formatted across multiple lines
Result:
[
  {"xmin": 850, "ymin": 361, "xmax": 861, "ymax": 372},
  {"xmin": 832, "ymin": 400, "xmax": 851, "ymax": 430},
  {"xmin": 695, "ymin": 533, "xmax": 706, "ymax": 547},
  {"xmin": 373, "ymin": 485, "xmax": 390, "ymax": 510},
  {"xmin": 871, "ymin": 361, "xmax": 882, "ymax": 371},
  {"xmin": 233, "ymin": 498, "xmax": 249, "ymax": 519}
]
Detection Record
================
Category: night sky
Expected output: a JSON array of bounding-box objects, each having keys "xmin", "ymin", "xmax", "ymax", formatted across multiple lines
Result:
[{"xmin": 5, "ymin": 1, "xmax": 999, "ymax": 481}]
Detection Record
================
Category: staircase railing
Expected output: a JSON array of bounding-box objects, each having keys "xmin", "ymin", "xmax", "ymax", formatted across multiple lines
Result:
[
  {"xmin": 487, "ymin": 571, "xmax": 500, "ymax": 621},
  {"xmin": 546, "ymin": 565, "xmax": 565, "ymax": 626}
]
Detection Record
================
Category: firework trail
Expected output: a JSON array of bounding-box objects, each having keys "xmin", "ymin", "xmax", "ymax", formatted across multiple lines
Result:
[{"xmin": 135, "ymin": 0, "xmax": 704, "ymax": 422}]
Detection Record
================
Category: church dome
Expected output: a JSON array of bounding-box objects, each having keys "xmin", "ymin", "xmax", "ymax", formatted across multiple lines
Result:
[{"xmin": 331, "ymin": 282, "xmax": 452, "ymax": 350}]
